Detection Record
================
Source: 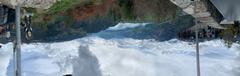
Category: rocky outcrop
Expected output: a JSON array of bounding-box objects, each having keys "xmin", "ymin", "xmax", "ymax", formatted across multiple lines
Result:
[
  {"xmin": 26, "ymin": 0, "xmax": 180, "ymax": 42},
  {"xmin": 0, "ymin": 0, "xmax": 181, "ymax": 42},
  {"xmin": 0, "ymin": 0, "xmax": 58, "ymax": 9}
]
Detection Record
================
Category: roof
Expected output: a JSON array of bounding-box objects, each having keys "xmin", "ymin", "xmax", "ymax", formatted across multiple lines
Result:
[{"xmin": 210, "ymin": 0, "xmax": 240, "ymax": 21}]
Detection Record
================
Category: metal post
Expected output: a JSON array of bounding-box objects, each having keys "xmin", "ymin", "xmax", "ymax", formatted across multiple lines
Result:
[
  {"xmin": 15, "ymin": 5, "xmax": 21, "ymax": 76},
  {"xmin": 194, "ymin": 0, "xmax": 201, "ymax": 76},
  {"xmin": 195, "ymin": 29, "xmax": 201, "ymax": 76}
]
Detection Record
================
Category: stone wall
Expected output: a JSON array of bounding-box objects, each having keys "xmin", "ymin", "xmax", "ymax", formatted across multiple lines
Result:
[{"xmin": 0, "ymin": 0, "xmax": 59, "ymax": 9}]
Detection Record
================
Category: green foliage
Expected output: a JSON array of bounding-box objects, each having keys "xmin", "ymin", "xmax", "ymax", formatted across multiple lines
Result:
[
  {"xmin": 220, "ymin": 25, "xmax": 239, "ymax": 48},
  {"xmin": 118, "ymin": 0, "xmax": 135, "ymax": 20},
  {"xmin": 173, "ymin": 8, "xmax": 182, "ymax": 19},
  {"xmin": 144, "ymin": 14, "xmax": 158, "ymax": 22},
  {"xmin": 48, "ymin": 0, "xmax": 101, "ymax": 14},
  {"xmin": 44, "ymin": 0, "xmax": 103, "ymax": 25},
  {"xmin": 107, "ymin": 9, "xmax": 121, "ymax": 21},
  {"xmin": 48, "ymin": 0, "xmax": 81, "ymax": 14},
  {"xmin": 24, "ymin": 7, "xmax": 37, "ymax": 13}
]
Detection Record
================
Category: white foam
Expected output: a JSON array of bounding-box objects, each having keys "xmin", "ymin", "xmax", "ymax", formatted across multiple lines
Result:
[
  {"xmin": 107, "ymin": 23, "xmax": 149, "ymax": 31},
  {"xmin": 0, "ymin": 23, "xmax": 239, "ymax": 76},
  {"xmin": 0, "ymin": 43, "xmax": 13, "ymax": 76}
]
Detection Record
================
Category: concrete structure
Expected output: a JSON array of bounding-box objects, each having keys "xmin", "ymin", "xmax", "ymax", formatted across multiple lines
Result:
[
  {"xmin": 170, "ymin": 1, "xmax": 229, "ymax": 76},
  {"xmin": 170, "ymin": 0, "xmax": 226, "ymax": 30}
]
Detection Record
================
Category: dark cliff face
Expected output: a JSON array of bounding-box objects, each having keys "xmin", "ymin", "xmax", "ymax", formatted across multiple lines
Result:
[
  {"xmin": 61, "ymin": 0, "xmax": 179, "ymax": 22},
  {"xmin": 21, "ymin": 0, "xmax": 180, "ymax": 42},
  {"xmin": 132, "ymin": 0, "xmax": 179, "ymax": 22}
]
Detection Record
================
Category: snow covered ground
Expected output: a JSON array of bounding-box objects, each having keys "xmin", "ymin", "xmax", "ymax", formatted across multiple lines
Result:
[{"xmin": 0, "ymin": 23, "xmax": 240, "ymax": 76}]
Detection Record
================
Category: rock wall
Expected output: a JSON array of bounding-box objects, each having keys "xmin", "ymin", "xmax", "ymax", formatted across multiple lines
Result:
[
  {"xmin": 0, "ymin": 0, "xmax": 181, "ymax": 42},
  {"xmin": 0, "ymin": 0, "xmax": 58, "ymax": 9}
]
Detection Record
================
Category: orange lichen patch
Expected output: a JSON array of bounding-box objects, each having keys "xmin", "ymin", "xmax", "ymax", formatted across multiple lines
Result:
[{"xmin": 71, "ymin": 0, "xmax": 116, "ymax": 21}]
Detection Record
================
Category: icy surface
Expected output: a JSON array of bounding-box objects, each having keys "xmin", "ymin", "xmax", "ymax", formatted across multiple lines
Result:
[{"xmin": 0, "ymin": 23, "xmax": 239, "ymax": 76}]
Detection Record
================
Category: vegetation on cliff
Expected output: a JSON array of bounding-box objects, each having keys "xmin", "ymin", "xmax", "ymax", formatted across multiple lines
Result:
[
  {"xmin": 23, "ymin": 0, "xmax": 180, "ymax": 42},
  {"xmin": 31, "ymin": 0, "xmax": 180, "ymax": 24}
]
